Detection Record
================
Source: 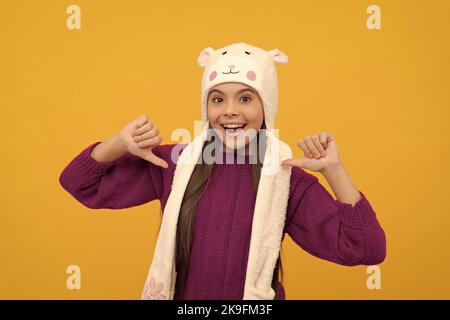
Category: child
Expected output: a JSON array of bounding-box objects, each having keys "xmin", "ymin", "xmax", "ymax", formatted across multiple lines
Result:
[{"xmin": 59, "ymin": 42, "xmax": 386, "ymax": 300}]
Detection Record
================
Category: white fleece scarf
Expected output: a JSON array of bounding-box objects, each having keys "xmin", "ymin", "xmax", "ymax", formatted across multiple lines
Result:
[{"xmin": 141, "ymin": 42, "xmax": 293, "ymax": 300}]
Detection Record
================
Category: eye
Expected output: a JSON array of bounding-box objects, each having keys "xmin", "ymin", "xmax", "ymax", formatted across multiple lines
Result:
[
  {"xmin": 241, "ymin": 96, "xmax": 252, "ymax": 102},
  {"xmin": 212, "ymin": 97, "xmax": 223, "ymax": 103},
  {"xmin": 245, "ymin": 51, "xmax": 251, "ymax": 55},
  {"xmin": 222, "ymin": 51, "xmax": 227, "ymax": 55}
]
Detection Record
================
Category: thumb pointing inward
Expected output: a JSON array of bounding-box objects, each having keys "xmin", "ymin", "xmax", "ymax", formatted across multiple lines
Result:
[
  {"xmin": 281, "ymin": 158, "xmax": 305, "ymax": 168},
  {"xmin": 144, "ymin": 152, "xmax": 169, "ymax": 169}
]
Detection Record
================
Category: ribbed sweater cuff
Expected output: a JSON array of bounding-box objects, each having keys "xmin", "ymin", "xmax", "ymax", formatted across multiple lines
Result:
[
  {"xmin": 74, "ymin": 141, "xmax": 115, "ymax": 176},
  {"xmin": 337, "ymin": 191, "xmax": 377, "ymax": 227}
]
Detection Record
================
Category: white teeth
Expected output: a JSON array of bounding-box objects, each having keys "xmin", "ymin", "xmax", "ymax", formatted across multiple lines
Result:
[{"xmin": 222, "ymin": 124, "xmax": 246, "ymax": 129}]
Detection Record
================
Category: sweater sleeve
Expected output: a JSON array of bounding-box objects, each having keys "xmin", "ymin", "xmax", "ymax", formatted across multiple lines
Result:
[
  {"xmin": 59, "ymin": 141, "xmax": 167, "ymax": 210},
  {"xmin": 284, "ymin": 167, "xmax": 387, "ymax": 266}
]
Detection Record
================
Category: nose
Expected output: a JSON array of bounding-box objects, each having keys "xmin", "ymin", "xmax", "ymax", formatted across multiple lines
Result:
[
  {"xmin": 228, "ymin": 64, "xmax": 235, "ymax": 70},
  {"xmin": 223, "ymin": 102, "xmax": 238, "ymax": 116}
]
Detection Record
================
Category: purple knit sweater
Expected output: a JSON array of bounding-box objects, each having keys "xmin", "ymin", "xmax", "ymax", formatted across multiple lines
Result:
[{"xmin": 59, "ymin": 142, "xmax": 386, "ymax": 300}]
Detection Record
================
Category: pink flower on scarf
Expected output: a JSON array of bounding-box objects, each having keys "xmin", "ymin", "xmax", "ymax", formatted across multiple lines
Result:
[{"xmin": 141, "ymin": 276, "xmax": 167, "ymax": 300}]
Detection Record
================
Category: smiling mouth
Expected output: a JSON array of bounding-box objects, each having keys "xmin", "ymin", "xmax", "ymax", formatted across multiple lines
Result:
[
  {"xmin": 222, "ymin": 70, "xmax": 240, "ymax": 74},
  {"xmin": 221, "ymin": 123, "xmax": 247, "ymax": 133}
]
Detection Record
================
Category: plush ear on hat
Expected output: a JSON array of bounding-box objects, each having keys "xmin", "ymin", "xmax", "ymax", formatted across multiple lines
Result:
[
  {"xmin": 197, "ymin": 47, "xmax": 215, "ymax": 68},
  {"xmin": 269, "ymin": 48, "xmax": 289, "ymax": 64}
]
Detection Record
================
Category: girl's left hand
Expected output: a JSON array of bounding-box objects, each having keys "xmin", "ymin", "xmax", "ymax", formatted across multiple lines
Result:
[{"xmin": 281, "ymin": 132, "xmax": 342, "ymax": 172}]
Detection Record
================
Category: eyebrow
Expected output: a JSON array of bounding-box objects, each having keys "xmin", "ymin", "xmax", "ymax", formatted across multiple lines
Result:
[{"xmin": 209, "ymin": 88, "xmax": 257, "ymax": 96}]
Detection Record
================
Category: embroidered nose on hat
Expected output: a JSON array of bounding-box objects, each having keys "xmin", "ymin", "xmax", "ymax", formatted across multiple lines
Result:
[{"xmin": 197, "ymin": 42, "xmax": 288, "ymax": 130}]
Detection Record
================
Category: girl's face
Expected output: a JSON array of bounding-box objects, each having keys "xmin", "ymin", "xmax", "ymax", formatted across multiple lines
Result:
[{"xmin": 207, "ymin": 82, "xmax": 264, "ymax": 152}]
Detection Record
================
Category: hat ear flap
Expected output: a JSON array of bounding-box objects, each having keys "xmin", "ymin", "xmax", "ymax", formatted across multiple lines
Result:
[
  {"xmin": 197, "ymin": 47, "xmax": 215, "ymax": 68},
  {"xmin": 269, "ymin": 48, "xmax": 289, "ymax": 64}
]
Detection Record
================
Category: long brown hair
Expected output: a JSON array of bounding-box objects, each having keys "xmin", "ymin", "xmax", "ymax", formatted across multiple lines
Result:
[{"xmin": 173, "ymin": 122, "xmax": 284, "ymax": 298}]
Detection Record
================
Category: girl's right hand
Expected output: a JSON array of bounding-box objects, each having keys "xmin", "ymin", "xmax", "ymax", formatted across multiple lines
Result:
[{"xmin": 119, "ymin": 115, "xmax": 169, "ymax": 168}]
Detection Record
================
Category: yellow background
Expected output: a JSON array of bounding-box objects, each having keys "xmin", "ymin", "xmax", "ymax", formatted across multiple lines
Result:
[{"xmin": 1, "ymin": 0, "xmax": 449, "ymax": 299}]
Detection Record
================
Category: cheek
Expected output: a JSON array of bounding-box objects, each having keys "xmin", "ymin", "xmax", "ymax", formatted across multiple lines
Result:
[
  {"xmin": 207, "ymin": 105, "xmax": 221, "ymax": 122},
  {"xmin": 244, "ymin": 104, "xmax": 264, "ymax": 126}
]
